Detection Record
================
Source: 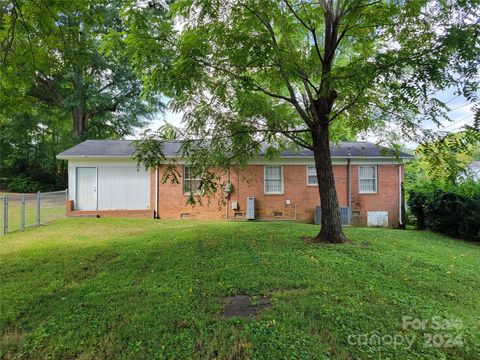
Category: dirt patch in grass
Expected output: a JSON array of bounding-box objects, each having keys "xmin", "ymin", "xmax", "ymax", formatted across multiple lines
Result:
[
  {"xmin": 0, "ymin": 328, "xmax": 24, "ymax": 359},
  {"xmin": 223, "ymin": 295, "xmax": 270, "ymax": 319}
]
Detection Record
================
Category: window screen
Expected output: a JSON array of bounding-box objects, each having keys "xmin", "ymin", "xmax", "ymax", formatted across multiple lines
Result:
[
  {"xmin": 264, "ymin": 166, "xmax": 283, "ymax": 194},
  {"xmin": 307, "ymin": 166, "xmax": 318, "ymax": 185},
  {"xmin": 183, "ymin": 166, "xmax": 202, "ymax": 194},
  {"xmin": 359, "ymin": 166, "xmax": 377, "ymax": 193}
]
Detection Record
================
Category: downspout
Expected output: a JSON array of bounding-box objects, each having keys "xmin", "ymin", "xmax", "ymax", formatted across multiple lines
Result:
[
  {"xmin": 347, "ymin": 158, "xmax": 351, "ymax": 208},
  {"xmin": 155, "ymin": 165, "xmax": 159, "ymax": 219},
  {"xmin": 347, "ymin": 157, "xmax": 351, "ymax": 225},
  {"xmin": 398, "ymin": 162, "xmax": 403, "ymax": 227},
  {"xmin": 226, "ymin": 168, "xmax": 230, "ymax": 220}
]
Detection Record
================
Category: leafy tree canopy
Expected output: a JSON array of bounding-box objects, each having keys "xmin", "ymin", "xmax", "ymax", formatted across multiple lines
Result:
[
  {"xmin": 0, "ymin": 0, "xmax": 160, "ymax": 140},
  {"xmin": 407, "ymin": 130, "xmax": 480, "ymax": 186},
  {"xmin": 123, "ymin": 0, "xmax": 479, "ymax": 242},
  {"xmin": 0, "ymin": 0, "xmax": 162, "ymax": 191}
]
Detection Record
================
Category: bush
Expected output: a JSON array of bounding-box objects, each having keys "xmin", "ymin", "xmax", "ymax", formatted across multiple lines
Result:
[
  {"xmin": 6, "ymin": 174, "xmax": 65, "ymax": 193},
  {"xmin": 408, "ymin": 182, "xmax": 480, "ymax": 241},
  {"xmin": 407, "ymin": 191, "xmax": 428, "ymax": 229},
  {"xmin": 7, "ymin": 176, "xmax": 44, "ymax": 193}
]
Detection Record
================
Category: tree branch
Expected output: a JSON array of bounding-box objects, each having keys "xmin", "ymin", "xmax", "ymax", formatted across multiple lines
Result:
[
  {"xmin": 280, "ymin": 130, "xmax": 314, "ymax": 150},
  {"xmin": 311, "ymin": 28, "xmax": 325, "ymax": 66},
  {"xmin": 243, "ymin": 5, "xmax": 315, "ymax": 127},
  {"xmin": 329, "ymin": 82, "xmax": 369, "ymax": 122},
  {"xmin": 283, "ymin": 0, "xmax": 313, "ymax": 31}
]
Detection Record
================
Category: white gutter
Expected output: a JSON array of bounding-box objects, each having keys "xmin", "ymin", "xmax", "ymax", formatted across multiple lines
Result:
[
  {"xmin": 57, "ymin": 155, "xmax": 414, "ymax": 160},
  {"xmin": 56, "ymin": 155, "xmax": 134, "ymax": 160}
]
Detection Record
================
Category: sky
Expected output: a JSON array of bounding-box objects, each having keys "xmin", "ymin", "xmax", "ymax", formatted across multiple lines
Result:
[{"xmin": 142, "ymin": 87, "xmax": 476, "ymax": 150}]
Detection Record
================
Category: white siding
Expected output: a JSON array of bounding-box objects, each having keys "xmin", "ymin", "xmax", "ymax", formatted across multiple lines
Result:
[
  {"xmin": 68, "ymin": 160, "xmax": 150, "ymax": 210},
  {"xmin": 97, "ymin": 165, "xmax": 149, "ymax": 210}
]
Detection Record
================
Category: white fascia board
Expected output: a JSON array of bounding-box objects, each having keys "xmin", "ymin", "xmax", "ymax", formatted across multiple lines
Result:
[
  {"xmin": 56, "ymin": 155, "xmax": 133, "ymax": 160},
  {"xmin": 67, "ymin": 158, "xmax": 141, "ymax": 167},
  {"xmin": 244, "ymin": 157, "xmax": 404, "ymax": 165},
  {"xmin": 59, "ymin": 155, "xmax": 410, "ymax": 165}
]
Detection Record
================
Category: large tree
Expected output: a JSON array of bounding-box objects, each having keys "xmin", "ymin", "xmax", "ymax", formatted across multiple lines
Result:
[
  {"xmin": 0, "ymin": 0, "xmax": 158, "ymax": 141},
  {"xmin": 125, "ymin": 0, "xmax": 479, "ymax": 243}
]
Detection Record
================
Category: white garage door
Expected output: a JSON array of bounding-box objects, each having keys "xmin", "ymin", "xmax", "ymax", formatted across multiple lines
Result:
[{"xmin": 97, "ymin": 165, "xmax": 150, "ymax": 210}]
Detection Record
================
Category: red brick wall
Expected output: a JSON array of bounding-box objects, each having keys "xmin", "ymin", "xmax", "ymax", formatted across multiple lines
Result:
[
  {"xmin": 350, "ymin": 164, "xmax": 402, "ymax": 227},
  {"xmin": 68, "ymin": 162, "xmax": 403, "ymax": 227},
  {"xmin": 155, "ymin": 163, "xmax": 403, "ymax": 227}
]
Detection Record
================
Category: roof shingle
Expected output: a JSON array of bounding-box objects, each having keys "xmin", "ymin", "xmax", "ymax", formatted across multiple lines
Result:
[{"xmin": 57, "ymin": 140, "xmax": 414, "ymax": 159}]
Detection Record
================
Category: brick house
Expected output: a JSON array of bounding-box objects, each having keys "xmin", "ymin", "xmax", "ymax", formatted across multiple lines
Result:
[{"xmin": 57, "ymin": 140, "xmax": 413, "ymax": 227}]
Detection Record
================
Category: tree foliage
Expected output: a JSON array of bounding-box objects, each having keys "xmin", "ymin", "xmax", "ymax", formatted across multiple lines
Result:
[
  {"xmin": 0, "ymin": 0, "xmax": 159, "ymax": 140},
  {"xmin": 414, "ymin": 130, "xmax": 480, "ymax": 184},
  {"xmin": 408, "ymin": 181, "xmax": 480, "ymax": 240},
  {"xmin": 0, "ymin": 0, "xmax": 161, "ymax": 191},
  {"xmin": 123, "ymin": 0, "xmax": 479, "ymax": 242}
]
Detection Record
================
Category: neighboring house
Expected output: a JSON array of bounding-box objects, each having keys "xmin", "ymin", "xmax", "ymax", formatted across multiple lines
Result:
[
  {"xmin": 465, "ymin": 161, "xmax": 480, "ymax": 180},
  {"xmin": 57, "ymin": 140, "xmax": 413, "ymax": 227}
]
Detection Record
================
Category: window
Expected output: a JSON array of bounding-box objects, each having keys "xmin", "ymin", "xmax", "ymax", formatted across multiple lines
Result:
[
  {"xmin": 183, "ymin": 166, "xmax": 202, "ymax": 195},
  {"xmin": 264, "ymin": 166, "xmax": 284, "ymax": 194},
  {"xmin": 359, "ymin": 165, "xmax": 377, "ymax": 193},
  {"xmin": 306, "ymin": 166, "xmax": 318, "ymax": 185}
]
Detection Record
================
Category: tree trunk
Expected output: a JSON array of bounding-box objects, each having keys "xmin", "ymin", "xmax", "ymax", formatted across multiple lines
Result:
[
  {"xmin": 311, "ymin": 123, "xmax": 348, "ymax": 243},
  {"xmin": 72, "ymin": 107, "xmax": 88, "ymax": 141}
]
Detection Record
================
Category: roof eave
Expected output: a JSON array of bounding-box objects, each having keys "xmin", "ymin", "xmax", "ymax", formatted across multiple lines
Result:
[
  {"xmin": 56, "ymin": 155, "xmax": 134, "ymax": 160},
  {"xmin": 57, "ymin": 154, "xmax": 414, "ymax": 160}
]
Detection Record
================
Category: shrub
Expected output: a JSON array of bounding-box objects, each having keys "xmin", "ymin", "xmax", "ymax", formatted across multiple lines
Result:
[
  {"xmin": 7, "ymin": 177, "xmax": 43, "ymax": 193},
  {"xmin": 408, "ymin": 182, "xmax": 480, "ymax": 241},
  {"xmin": 407, "ymin": 191, "xmax": 428, "ymax": 229},
  {"xmin": 6, "ymin": 174, "xmax": 65, "ymax": 193}
]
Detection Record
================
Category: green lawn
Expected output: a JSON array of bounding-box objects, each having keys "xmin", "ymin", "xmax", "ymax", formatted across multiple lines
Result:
[{"xmin": 1, "ymin": 219, "xmax": 479, "ymax": 359}]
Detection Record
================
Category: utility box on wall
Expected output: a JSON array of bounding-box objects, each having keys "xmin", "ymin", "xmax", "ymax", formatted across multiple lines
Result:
[
  {"xmin": 367, "ymin": 211, "xmax": 389, "ymax": 227},
  {"xmin": 246, "ymin": 197, "xmax": 255, "ymax": 220},
  {"xmin": 314, "ymin": 206, "xmax": 321, "ymax": 225}
]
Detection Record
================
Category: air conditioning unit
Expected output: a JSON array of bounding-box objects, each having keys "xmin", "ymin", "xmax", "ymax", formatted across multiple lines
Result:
[
  {"xmin": 246, "ymin": 197, "xmax": 255, "ymax": 220},
  {"xmin": 315, "ymin": 206, "xmax": 351, "ymax": 226}
]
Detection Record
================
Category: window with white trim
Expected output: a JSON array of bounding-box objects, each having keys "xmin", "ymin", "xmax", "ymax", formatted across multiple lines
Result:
[
  {"xmin": 264, "ymin": 166, "xmax": 283, "ymax": 194},
  {"xmin": 183, "ymin": 166, "xmax": 202, "ymax": 195},
  {"xmin": 359, "ymin": 165, "xmax": 377, "ymax": 193},
  {"xmin": 306, "ymin": 165, "xmax": 318, "ymax": 185}
]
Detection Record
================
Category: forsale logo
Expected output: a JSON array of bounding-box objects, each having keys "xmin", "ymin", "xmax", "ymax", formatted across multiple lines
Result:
[{"xmin": 347, "ymin": 315, "xmax": 464, "ymax": 350}]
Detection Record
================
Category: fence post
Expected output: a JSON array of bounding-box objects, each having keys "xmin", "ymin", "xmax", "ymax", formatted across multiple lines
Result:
[
  {"xmin": 20, "ymin": 194, "xmax": 25, "ymax": 230},
  {"xmin": 36, "ymin": 191, "xmax": 41, "ymax": 226}
]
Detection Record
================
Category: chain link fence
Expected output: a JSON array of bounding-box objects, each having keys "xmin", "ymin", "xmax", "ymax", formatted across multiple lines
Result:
[{"xmin": 1, "ymin": 190, "xmax": 67, "ymax": 235}]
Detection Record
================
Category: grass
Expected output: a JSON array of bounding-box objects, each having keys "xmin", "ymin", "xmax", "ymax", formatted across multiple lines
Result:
[{"xmin": 0, "ymin": 219, "xmax": 479, "ymax": 359}]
